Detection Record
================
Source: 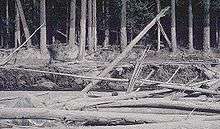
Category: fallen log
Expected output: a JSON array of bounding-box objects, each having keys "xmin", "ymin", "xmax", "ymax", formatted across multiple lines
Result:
[
  {"xmin": 0, "ymin": 108, "xmax": 206, "ymax": 124},
  {"xmin": 11, "ymin": 120, "xmax": 220, "ymax": 129},
  {"xmin": 98, "ymin": 98, "xmax": 220, "ymax": 113},
  {"xmin": 50, "ymin": 89, "xmax": 172, "ymax": 109},
  {"xmin": 94, "ymin": 107, "xmax": 217, "ymax": 116},
  {"xmin": 141, "ymin": 79, "xmax": 220, "ymax": 95},
  {"xmin": 82, "ymin": 7, "xmax": 170, "ymax": 93}
]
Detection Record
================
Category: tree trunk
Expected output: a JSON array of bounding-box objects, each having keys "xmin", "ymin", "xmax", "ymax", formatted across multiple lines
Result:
[
  {"xmin": 156, "ymin": 0, "xmax": 161, "ymax": 51},
  {"xmin": 40, "ymin": 0, "xmax": 49, "ymax": 57},
  {"xmin": 6, "ymin": 0, "xmax": 9, "ymax": 48},
  {"xmin": 78, "ymin": 0, "xmax": 87, "ymax": 60},
  {"xmin": 203, "ymin": 0, "xmax": 210, "ymax": 52},
  {"xmin": 15, "ymin": 4, "xmax": 21, "ymax": 48},
  {"xmin": 88, "ymin": 0, "xmax": 93, "ymax": 51},
  {"xmin": 216, "ymin": 17, "xmax": 219, "ymax": 48},
  {"xmin": 188, "ymin": 0, "xmax": 194, "ymax": 52},
  {"xmin": 92, "ymin": 0, "xmax": 97, "ymax": 51},
  {"xmin": 171, "ymin": 0, "xmax": 177, "ymax": 53},
  {"xmin": 15, "ymin": 0, "xmax": 32, "ymax": 47},
  {"xmin": 69, "ymin": 0, "xmax": 77, "ymax": 49},
  {"xmin": 103, "ymin": 0, "xmax": 110, "ymax": 48},
  {"xmin": 120, "ymin": 0, "xmax": 127, "ymax": 50}
]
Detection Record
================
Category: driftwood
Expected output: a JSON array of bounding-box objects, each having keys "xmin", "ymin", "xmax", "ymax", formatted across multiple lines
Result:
[
  {"xmin": 11, "ymin": 120, "xmax": 220, "ymax": 129},
  {"xmin": 50, "ymin": 89, "xmax": 172, "ymax": 109},
  {"xmin": 96, "ymin": 107, "xmax": 217, "ymax": 116},
  {"xmin": 98, "ymin": 98, "xmax": 220, "ymax": 113},
  {"xmin": 141, "ymin": 79, "xmax": 220, "ymax": 95},
  {"xmin": 82, "ymin": 7, "xmax": 170, "ymax": 93},
  {"xmin": 0, "ymin": 108, "xmax": 207, "ymax": 123}
]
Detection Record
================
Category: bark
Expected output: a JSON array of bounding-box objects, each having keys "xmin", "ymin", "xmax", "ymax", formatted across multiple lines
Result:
[
  {"xmin": 88, "ymin": 0, "xmax": 93, "ymax": 51},
  {"xmin": 6, "ymin": 0, "xmax": 9, "ymax": 48},
  {"xmin": 203, "ymin": 0, "xmax": 210, "ymax": 52},
  {"xmin": 68, "ymin": 0, "xmax": 77, "ymax": 49},
  {"xmin": 171, "ymin": 0, "xmax": 177, "ymax": 52},
  {"xmin": 78, "ymin": 0, "xmax": 87, "ymax": 60},
  {"xmin": 99, "ymin": 98, "xmax": 220, "ymax": 113},
  {"xmin": 156, "ymin": 0, "xmax": 161, "ymax": 51},
  {"xmin": 0, "ymin": 108, "xmax": 209, "ymax": 123},
  {"xmin": 15, "ymin": 3, "xmax": 21, "ymax": 48},
  {"xmin": 96, "ymin": 107, "xmax": 217, "ymax": 116},
  {"xmin": 82, "ymin": 7, "xmax": 170, "ymax": 93},
  {"xmin": 40, "ymin": 0, "xmax": 49, "ymax": 56},
  {"xmin": 11, "ymin": 120, "xmax": 220, "ymax": 129},
  {"xmin": 92, "ymin": 0, "xmax": 97, "ymax": 51},
  {"xmin": 103, "ymin": 0, "xmax": 110, "ymax": 48},
  {"xmin": 15, "ymin": 0, "xmax": 32, "ymax": 46},
  {"xmin": 188, "ymin": 0, "xmax": 194, "ymax": 52},
  {"xmin": 120, "ymin": 0, "xmax": 127, "ymax": 50}
]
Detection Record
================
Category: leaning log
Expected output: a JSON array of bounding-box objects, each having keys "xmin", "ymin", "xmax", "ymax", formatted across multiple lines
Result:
[{"xmin": 82, "ymin": 7, "xmax": 170, "ymax": 93}]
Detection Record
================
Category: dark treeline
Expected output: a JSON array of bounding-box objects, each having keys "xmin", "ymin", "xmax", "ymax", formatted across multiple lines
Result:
[{"xmin": 0, "ymin": 0, "xmax": 220, "ymax": 56}]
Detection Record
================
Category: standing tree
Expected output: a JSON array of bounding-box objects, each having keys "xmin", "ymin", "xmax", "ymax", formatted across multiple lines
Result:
[
  {"xmin": 88, "ymin": 0, "xmax": 93, "ymax": 52},
  {"xmin": 103, "ymin": 0, "xmax": 110, "ymax": 48},
  {"xmin": 188, "ymin": 0, "xmax": 194, "ymax": 52},
  {"xmin": 156, "ymin": 0, "xmax": 161, "ymax": 51},
  {"xmin": 79, "ymin": 0, "xmax": 87, "ymax": 60},
  {"xmin": 68, "ymin": 0, "xmax": 77, "ymax": 49},
  {"xmin": 92, "ymin": 0, "xmax": 97, "ymax": 51},
  {"xmin": 120, "ymin": 0, "xmax": 127, "ymax": 50},
  {"xmin": 40, "ymin": 0, "xmax": 49, "ymax": 57},
  {"xmin": 15, "ymin": 3, "xmax": 21, "ymax": 48},
  {"xmin": 203, "ymin": 0, "xmax": 211, "ymax": 52},
  {"xmin": 171, "ymin": 0, "xmax": 177, "ymax": 53}
]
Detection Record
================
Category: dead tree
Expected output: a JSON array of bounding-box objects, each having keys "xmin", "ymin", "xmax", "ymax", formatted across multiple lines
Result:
[
  {"xmin": 203, "ymin": 0, "xmax": 211, "ymax": 52},
  {"xmin": 6, "ymin": 0, "xmax": 9, "ymax": 48},
  {"xmin": 188, "ymin": 0, "xmax": 194, "ymax": 52},
  {"xmin": 171, "ymin": 0, "xmax": 177, "ymax": 53},
  {"xmin": 120, "ymin": 0, "xmax": 127, "ymax": 50},
  {"xmin": 103, "ymin": 0, "xmax": 110, "ymax": 48},
  {"xmin": 79, "ymin": 0, "xmax": 87, "ymax": 60},
  {"xmin": 15, "ymin": 3, "xmax": 21, "ymax": 48},
  {"xmin": 40, "ymin": 0, "xmax": 49, "ymax": 56},
  {"xmin": 92, "ymin": 0, "xmax": 97, "ymax": 51},
  {"xmin": 156, "ymin": 0, "xmax": 161, "ymax": 51},
  {"xmin": 68, "ymin": 0, "xmax": 77, "ymax": 49},
  {"xmin": 88, "ymin": 0, "xmax": 93, "ymax": 52},
  {"xmin": 16, "ymin": 0, "xmax": 32, "ymax": 47}
]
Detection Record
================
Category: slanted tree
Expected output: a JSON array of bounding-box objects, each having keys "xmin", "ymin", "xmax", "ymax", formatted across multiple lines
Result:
[
  {"xmin": 120, "ymin": 0, "xmax": 127, "ymax": 50},
  {"xmin": 79, "ymin": 0, "xmax": 87, "ymax": 60},
  {"xmin": 171, "ymin": 0, "xmax": 177, "ymax": 53},
  {"xmin": 15, "ymin": 0, "xmax": 32, "ymax": 47},
  {"xmin": 188, "ymin": 0, "xmax": 194, "ymax": 52},
  {"xmin": 203, "ymin": 0, "xmax": 211, "ymax": 52}
]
